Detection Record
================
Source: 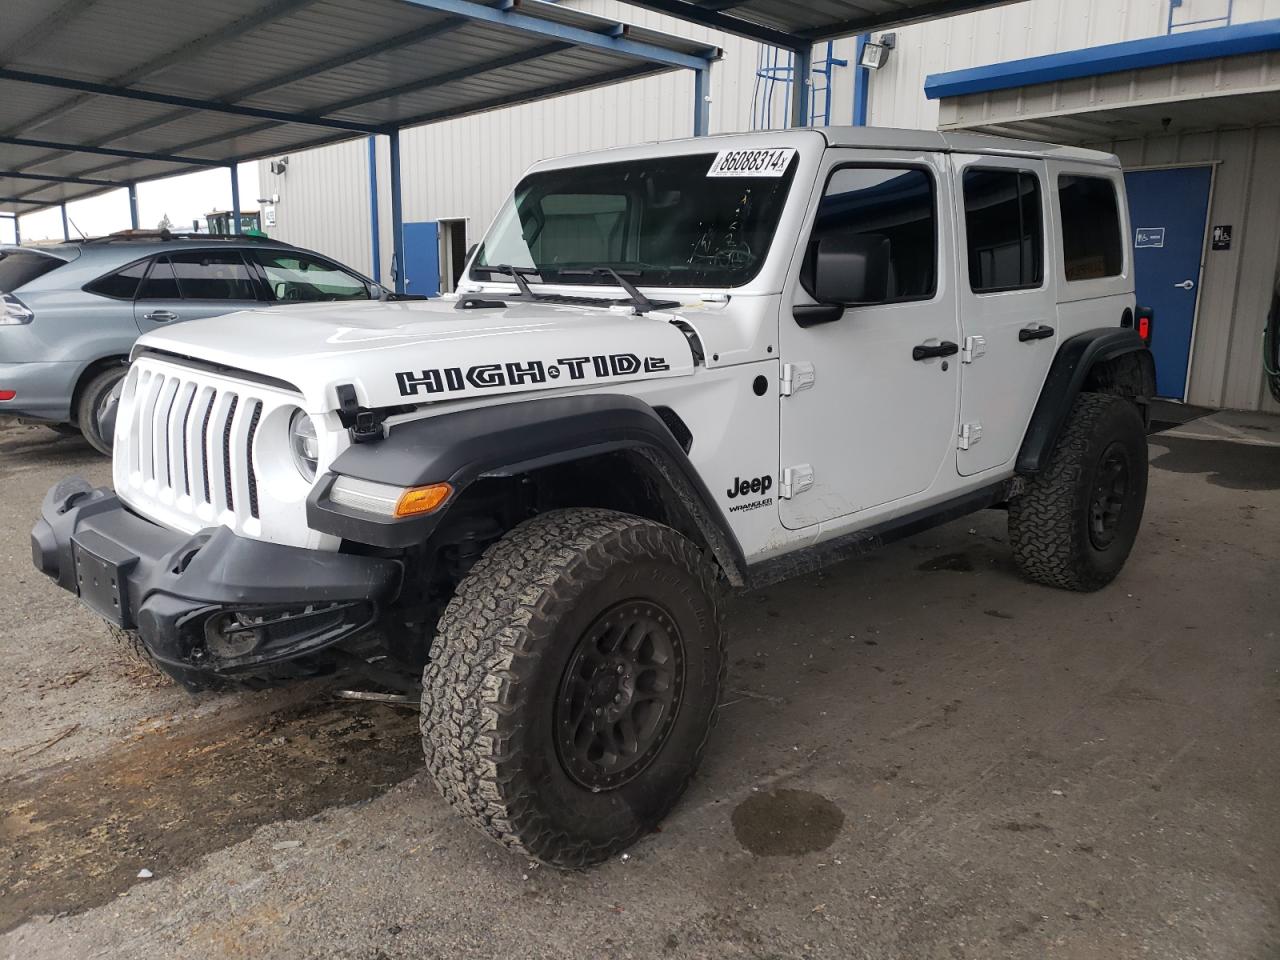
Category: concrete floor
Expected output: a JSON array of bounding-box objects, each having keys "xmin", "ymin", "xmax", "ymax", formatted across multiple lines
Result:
[{"xmin": 1, "ymin": 413, "xmax": 1277, "ymax": 960}]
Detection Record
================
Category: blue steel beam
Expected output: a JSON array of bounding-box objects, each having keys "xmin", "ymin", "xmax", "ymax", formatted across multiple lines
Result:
[
  {"xmin": 620, "ymin": 0, "xmax": 800, "ymax": 49},
  {"xmin": 368, "ymin": 136, "xmax": 382, "ymax": 283},
  {"xmin": 790, "ymin": 45, "xmax": 812, "ymax": 127},
  {"xmin": 127, "ymin": 184, "xmax": 139, "ymax": 229},
  {"xmin": 693, "ymin": 66, "xmax": 711, "ymax": 136},
  {"xmin": 0, "ymin": 136, "xmax": 219, "ymax": 168},
  {"xmin": 394, "ymin": 61, "xmax": 661, "ymax": 128},
  {"xmin": 394, "ymin": 0, "xmax": 716, "ymax": 71},
  {"xmin": 229, "ymin": 165, "xmax": 241, "ymax": 235},
  {"xmin": 0, "ymin": 68, "xmax": 386, "ymax": 135},
  {"xmin": 852, "ymin": 35, "xmax": 870, "ymax": 126},
  {"xmin": 389, "ymin": 131, "xmax": 405, "ymax": 295},
  {"xmin": 0, "ymin": 197, "xmax": 47, "ymax": 206},
  {"xmin": 0, "ymin": 170, "xmax": 124, "ymax": 187},
  {"xmin": 61, "ymin": 203, "xmax": 70, "ymax": 241}
]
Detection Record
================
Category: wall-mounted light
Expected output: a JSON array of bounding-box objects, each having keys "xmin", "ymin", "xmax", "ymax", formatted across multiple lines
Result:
[
  {"xmin": 269, "ymin": 157, "xmax": 289, "ymax": 176},
  {"xmin": 860, "ymin": 33, "xmax": 896, "ymax": 70}
]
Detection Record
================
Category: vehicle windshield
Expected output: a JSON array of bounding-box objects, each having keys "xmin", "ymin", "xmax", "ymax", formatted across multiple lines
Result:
[{"xmin": 472, "ymin": 151, "xmax": 799, "ymax": 288}]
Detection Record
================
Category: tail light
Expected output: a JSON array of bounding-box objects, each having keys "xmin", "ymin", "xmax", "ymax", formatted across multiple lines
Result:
[
  {"xmin": 0, "ymin": 390, "xmax": 14, "ymax": 401},
  {"xmin": 1135, "ymin": 306, "xmax": 1153, "ymax": 346},
  {"xmin": 1, "ymin": 293, "xmax": 34, "ymax": 325}
]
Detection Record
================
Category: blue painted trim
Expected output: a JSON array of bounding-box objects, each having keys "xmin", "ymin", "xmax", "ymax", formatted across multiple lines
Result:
[
  {"xmin": 853, "ymin": 34, "xmax": 870, "ymax": 125},
  {"xmin": 229, "ymin": 164, "xmax": 241, "ymax": 235},
  {"xmin": 925, "ymin": 18, "xmax": 1280, "ymax": 100},
  {"xmin": 367, "ymin": 136, "xmax": 382, "ymax": 282},
  {"xmin": 389, "ymin": 131, "xmax": 405, "ymax": 295},
  {"xmin": 396, "ymin": 0, "xmax": 716, "ymax": 71}
]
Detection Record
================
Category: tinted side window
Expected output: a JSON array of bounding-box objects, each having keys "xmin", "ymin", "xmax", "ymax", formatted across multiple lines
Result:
[
  {"xmin": 963, "ymin": 169, "xmax": 1043, "ymax": 293},
  {"xmin": 0, "ymin": 251, "xmax": 64, "ymax": 290},
  {"xmin": 250, "ymin": 251, "xmax": 370, "ymax": 302},
  {"xmin": 1058, "ymin": 175, "xmax": 1123, "ymax": 281},
  {"xmin": 803, "ymin": 167, "xmax": 937, "ymax": 304},
  {"xmin": 84, "ymin": 259, "xmax": 149, "ymax": 300},
  {"xmin": 138, "ymin": 258, "xmax": 180, "ymax": 300},
  {"xmin": 168, "ymin": 250, "xmax": 257, "ymax": 300}
]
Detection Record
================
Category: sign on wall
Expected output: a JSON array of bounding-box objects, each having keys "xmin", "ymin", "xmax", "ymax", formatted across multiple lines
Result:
[
  {"xmin": 1135, "ymin": 227, "xmax": 1165, "ymax": 249},
  {"xmin": 1211, "ymin": 225, "xmax": 1232, "ymax": 251}
]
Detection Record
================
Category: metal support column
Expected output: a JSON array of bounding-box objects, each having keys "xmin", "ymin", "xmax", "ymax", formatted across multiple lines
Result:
[
  {"xmin": 367, "ymin": 135, "xmax": 382, "ymax": 283},
  {"xmin": 229, "ymin": 164, "xmax": 241, "ymax": 234},
  {"xmin": 693, "ymin": 65, "xmax": 710, "ymax": 136},
  {"xmin": 389, "ymin": 129, "xmax": 405, "ymax": 294},
  {"xmin": 60, "ymin": 203, "xmax": 70, "ymax": 241},
  {"xmin": 852, "ymin": 35, "xmax": 870, "ymax": 126},
  {"xmin": 127, "ymin": 183, "xmax": 139, "ymax": 230},
  {"xmin": 12, "ymin": 215, "xmax": 19, "ymax": 245},
  {"xmin": 790, "ymin": 44, "xmax": 811, "ymax": 127}
]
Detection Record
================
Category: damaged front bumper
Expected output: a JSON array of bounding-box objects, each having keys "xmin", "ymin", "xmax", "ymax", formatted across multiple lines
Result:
[{"xmin": 31, "ymin": 477, "xmax": 402, "ymax": 689}]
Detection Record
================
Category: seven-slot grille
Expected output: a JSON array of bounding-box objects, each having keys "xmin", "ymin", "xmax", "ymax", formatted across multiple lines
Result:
[{"xmin": 123, "ymin": 364, "xmax": 264, "ymax": 530}]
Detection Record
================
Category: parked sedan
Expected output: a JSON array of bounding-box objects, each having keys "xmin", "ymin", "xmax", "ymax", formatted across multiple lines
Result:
[{"xmin": 0, "ymin": 233, "xmax": 386, "ymax": 453}]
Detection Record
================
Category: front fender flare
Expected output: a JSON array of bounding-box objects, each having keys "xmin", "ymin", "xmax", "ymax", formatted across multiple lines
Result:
[{"xmin": 307, "ymin": 394, "xmax": 746, "ymax": 582}]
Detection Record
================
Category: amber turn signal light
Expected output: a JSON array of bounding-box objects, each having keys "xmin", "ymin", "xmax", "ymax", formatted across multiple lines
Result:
[{"xmin": 393, "ymin": 482, "xmax": 452, "ymax": 517}]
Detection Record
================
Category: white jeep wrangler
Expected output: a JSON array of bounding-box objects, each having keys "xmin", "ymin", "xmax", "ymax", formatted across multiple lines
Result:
[{"xmin": 33, "ymin": 128, "xmax": 1155, "ymax": 866}]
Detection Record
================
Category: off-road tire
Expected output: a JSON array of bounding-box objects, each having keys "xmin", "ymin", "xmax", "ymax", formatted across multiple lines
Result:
[
  {"xmin": 421, "ymin": 509, "xmax": 725, "ymax": 867},
  {"xmin": 76, "ymin": 365, "xmax": 126, "ymax": 456},
  {"xmin": 1009, "ymin": 392, "xmax": 1147, "ymax": 591}
]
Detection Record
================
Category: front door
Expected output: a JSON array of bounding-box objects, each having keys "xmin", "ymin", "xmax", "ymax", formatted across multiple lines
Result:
[
  {"xmin": 778, "ymin": 152, "xmax": 961, "ymax": 530},
  {"xmin": 1123, "ymin": 166, "xmax": 1212, "ymax": 399},
  {"xmin": 402, "ymin": 220, "xmax": 441, "ymax": 296}
]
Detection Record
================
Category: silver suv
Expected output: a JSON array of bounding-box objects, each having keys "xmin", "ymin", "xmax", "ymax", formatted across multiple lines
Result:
[{"xmin": 0, "ymin": 233, "xmax": 385, "ymax": 453}]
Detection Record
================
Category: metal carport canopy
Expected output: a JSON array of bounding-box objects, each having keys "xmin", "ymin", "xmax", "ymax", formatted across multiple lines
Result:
[
  {"xmin": 0, "ymin": 0, "xmax": 718, "ymax": 221},
  {"xmin": 626, "ymin": 0, "xmax": 1027, "ymax": 123}
]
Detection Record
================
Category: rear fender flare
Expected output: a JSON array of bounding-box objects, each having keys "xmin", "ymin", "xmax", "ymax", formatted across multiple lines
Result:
[{"xmin": 1017, "ymin": 328, "xmax": 1153, "ymax": 474}]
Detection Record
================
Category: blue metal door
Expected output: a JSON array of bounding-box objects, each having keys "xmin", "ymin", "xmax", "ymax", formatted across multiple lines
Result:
[
  {"xmin": 402, "ymin": 220, "xmax": 440, "ymax": 296},
  {"xmin": 1123, "ymin": 167, "xmax": 1212, "ymax": 399}
]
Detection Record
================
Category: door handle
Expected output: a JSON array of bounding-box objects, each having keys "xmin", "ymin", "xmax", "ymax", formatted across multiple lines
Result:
[
  {"xmin": 1174, "ymin": 280, "xmax": 1195, "ymax": 290},
  {"xmin": 912, "ymin": 341, "xmax": 959, "ymax": 361},
  {"xmin": 144, "ymin": 310, "xmax": 178, "ymax": 322},
  {"xmin": 1018, "ymin": 324, "xmax": 1055, "ymax": 342}
]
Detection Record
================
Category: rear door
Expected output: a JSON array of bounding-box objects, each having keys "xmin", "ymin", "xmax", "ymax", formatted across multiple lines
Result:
[
  {"xmin": 133, "ymin": 250, "xmax": 261, "ymax": 334},
  {"xmin": 953, "ymin": 155, "xmax": 1057, "ymax": 476}
]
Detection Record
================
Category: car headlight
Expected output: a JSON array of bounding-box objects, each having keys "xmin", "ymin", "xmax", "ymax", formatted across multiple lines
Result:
[{"xmin": 288, "ymin": 408, "xmax": 319, "ymax": 481}]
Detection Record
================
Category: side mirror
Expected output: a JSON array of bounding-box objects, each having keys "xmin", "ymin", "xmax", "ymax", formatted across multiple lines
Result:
[{"xmin": 813, "ymin": 233, "xmax": 891, "ymax": 305}]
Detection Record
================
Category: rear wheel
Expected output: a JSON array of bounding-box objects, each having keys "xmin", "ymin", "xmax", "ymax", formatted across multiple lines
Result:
[
  {"xmin": 421, "ymin": 509, "xmax": 725, "ymax": 867},
  {"xmin": 76, "ymin": 365, "xmax": 127, "ymax": 456},
  {"xmin": 1009, "ymin": 392, "xmax": 1148, "ymax": 591}
]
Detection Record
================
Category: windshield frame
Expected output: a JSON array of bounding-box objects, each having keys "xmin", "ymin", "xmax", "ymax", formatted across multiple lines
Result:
[{"xmin": 469, "ymin": 147, "xmax": 804, "ymax": 292}]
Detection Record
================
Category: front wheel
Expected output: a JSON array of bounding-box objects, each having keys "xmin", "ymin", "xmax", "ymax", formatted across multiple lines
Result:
[
  {"xmin": 1009, "ymin": 392, "xmax": 1148, "ymax": 591},
  {"xmin": 421, "ymin": 509, "xmax": 725, "ymax": 867},
  {"xmin": 76, "ymin": 365, "xmax": 127, "ymax": 456}
]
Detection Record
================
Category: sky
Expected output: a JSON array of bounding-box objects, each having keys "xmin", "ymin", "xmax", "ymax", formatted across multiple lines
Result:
[{"xmin": 2, "ymin": 164, "xmax": 261, "ymax": 244}]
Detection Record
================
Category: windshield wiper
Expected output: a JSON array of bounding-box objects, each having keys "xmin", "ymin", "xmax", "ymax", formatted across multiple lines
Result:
[
  {"xmin": 472, "ymin": 263, "xmax": 539, "ymax": 297},
  {"xmin": 556, "ymin": 267, "xmax": 679, "ymax": 315}
]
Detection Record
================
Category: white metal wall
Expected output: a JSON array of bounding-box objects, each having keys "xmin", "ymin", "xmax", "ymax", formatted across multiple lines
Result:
[
  {"xmin": 864, "ymin": 0, "xmax": 1280, "ymax": 130},
  {"xmin": 1090, "ymin": 127, "xmax": 1280, "ymax": 414}
]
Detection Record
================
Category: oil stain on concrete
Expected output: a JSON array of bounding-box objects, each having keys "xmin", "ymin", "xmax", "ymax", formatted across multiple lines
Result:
[
  {"xmin": 731, "ymin": 788, "xmax": 844, "ymax": 856},
  {"xmin": 0, "ymin": 699, "xmax": 422, "ymax": 932},
  {"xmin": 1149, "ymin": 435, "xmax": 1280, "ymax": 491}
]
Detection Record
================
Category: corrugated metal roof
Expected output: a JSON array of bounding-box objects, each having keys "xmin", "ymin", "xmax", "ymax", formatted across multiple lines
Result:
[
  {"xmin": 0, "ymin": 0, "xmax": 718, "ymax": 215},
  {"xmin": 625, "ymin": 0, "xmax": 1026, "ymax": 45}
]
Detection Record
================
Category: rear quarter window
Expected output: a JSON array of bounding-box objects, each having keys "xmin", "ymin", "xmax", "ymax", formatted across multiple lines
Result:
[
  {"xmin": 84, "ymin": 259, "xmax": 149, "ymax": 300},
  {"xmin": 0, "ymin": 251, "xmax": 64, "ymax": 291},
  {"xmin": 1058, "ymin": 175, "xmax": 1124, "ymax": 281}
]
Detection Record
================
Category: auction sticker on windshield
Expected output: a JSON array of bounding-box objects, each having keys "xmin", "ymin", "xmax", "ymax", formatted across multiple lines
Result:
[{"xmin": 707, "ymin": 148, "xmax": 796, "ymax": 178}]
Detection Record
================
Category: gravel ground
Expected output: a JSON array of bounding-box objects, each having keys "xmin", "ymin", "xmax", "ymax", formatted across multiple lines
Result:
[{"xmin": 1, "ymin": 413, "xmax": 1277, "ymax": 960}]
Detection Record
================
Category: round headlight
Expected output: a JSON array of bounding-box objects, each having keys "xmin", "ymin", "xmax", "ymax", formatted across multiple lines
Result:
[{"xmin": 288, "ymin": 408, "xmax": 319, "ymax": 481}]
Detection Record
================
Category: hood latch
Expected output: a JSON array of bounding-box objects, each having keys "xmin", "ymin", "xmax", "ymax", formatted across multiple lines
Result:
[{"xmin": 335, "ymin": 383, "xmax": 385, "ymax": 444}]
